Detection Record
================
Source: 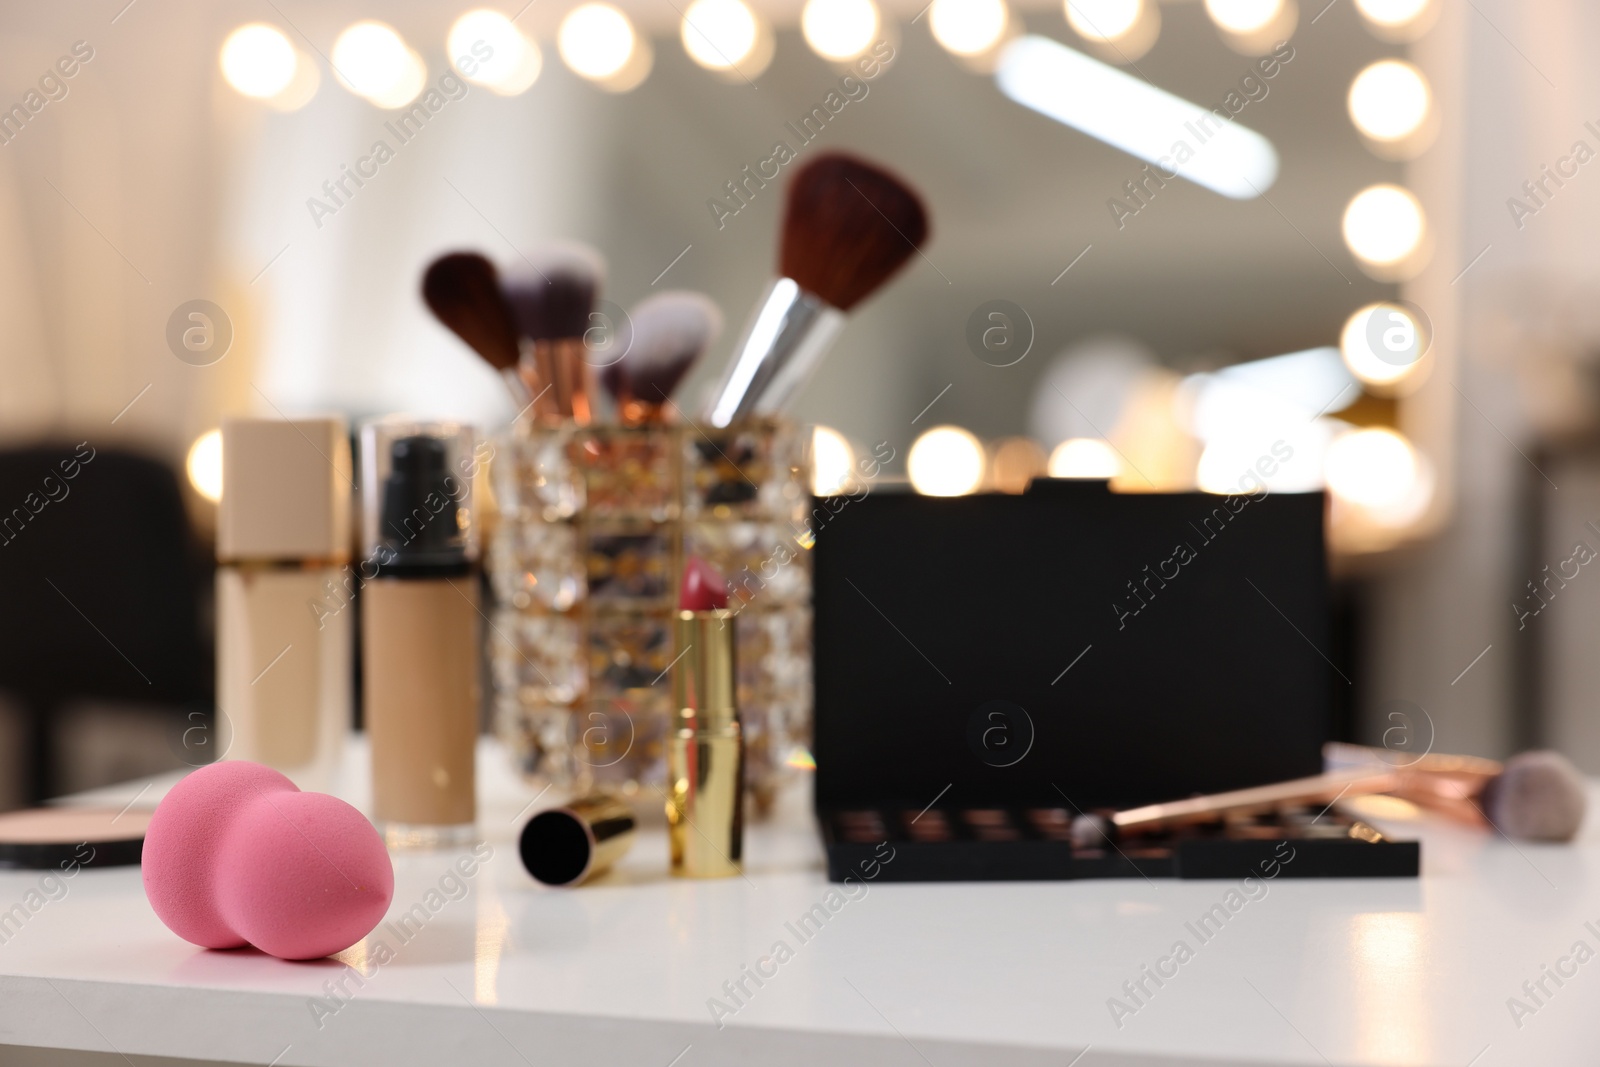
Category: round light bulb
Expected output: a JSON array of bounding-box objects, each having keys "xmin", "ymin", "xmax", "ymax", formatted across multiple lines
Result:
[
  {"xmin": 990, "ymin": 437, "xmax": 1047, "ymax": 493},
  {"xmin": 1348, "ymin": 60, "xmax": 1429, "ymax": 142},
  {"xmin": 1064, "ymin": 0, "xmax": 1143, "ymax": 41},
  {"xmin": 682, "ymin": 0, "xmax": 760, "ymax": 69},
  {"xmin": 1048, "ymin": 437, "xmax": 1120, "ymax": 479},
  {"xmin": 220, "ymin": 23, "xmax": 298, "ymax": 100},
  {"xmin": 449, "ymin": 9, "xmax": 542, "ymax": 95},
  {"xmin": 802, "ymin": 0, "xmax": 881, "ymax": 61},
  {"xmin": 931, "ymin": 0, "xmax": 1009, "ymax": 55},
  {"xmin": 1325, "ymin": 427, "xmax": 1431, "ymax": 525},
  {"xmin": 1340, "ymin": 303, "xmax": 1428, "ymax": 389},
  {"xmin": 811, "ymin": 425, "xmax": 857, "ymax": 496},
  {"xmin": 909, "ymin": 426, "xmax": 986, "ymax": 497},
  {"xmin": 1205, "ymin": 0, "xmax": 1284, "ymax": 33},
  {"xmin": 1353, "ymin": 0, "xmax": 1430, "ymax": 28},
  {"xmin": 1342, "ymin": 184, "xmax": 1425, "ymax": 268},
  {"xmin": 560, "ymin": 3, "xmax": 638, "ymax": 80},
  {"xmin": 187, "ymin": 429, "xmax": 224, "ymax": 504},
  {"xmin": 332, "ymin": 22, "xmax": 425, "ymax": 108}
]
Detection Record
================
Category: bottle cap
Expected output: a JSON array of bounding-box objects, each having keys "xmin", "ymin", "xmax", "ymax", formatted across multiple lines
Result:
[
  {"xmin": 359, "ymin": 419, "xmax": 479, "ymax": 575},
  {"xmin": 218, "ymin": 417, "xmax": 351, "ymax": 563}
]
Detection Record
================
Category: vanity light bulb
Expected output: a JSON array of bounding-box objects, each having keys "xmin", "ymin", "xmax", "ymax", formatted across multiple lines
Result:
[
  {"xmin": 801, "ymin": 0, "xmax": 881, "ymax": 61},
  {"xmin": 1342, "ymin": 184, "xmax": 1425, "ymax": 268},
  {"xmin": 1204, "ymin": 0, "xmax": 1284, "ymax": 34},
  {"xmin": 931, "ymin": 0, "xmax": 1010, "ymax": 56},
  {"xmin": 332, "ymin": 21, "xmax": 426, "ymax": 108},
  {"xmin": 559, "ymin": 3, "xmax": 638, "ymax": 80},
  {"xmin": 449, "ymin": 9, "xmax": 542, "ymax": 95},
  {"xmin": 909, "ymin": 426, "xmax": 986, "ymax": 496},
  {"xmin": 682, "ymin": 0, "xmax": 761, "ymax": 69},
  {"xmin": 1064, "ymin": 0, "xmax": 1143, "ymax": 42},
  {"xmin": 220, "ymin": 24, "xmax": 298, "ymax": 99},
  {"xmin": 187, "ymin": 429, "xmax": 224, "ymax": 504},
  {"xmin": 1348, "ymin": 60, "xmax": 1429, "ymax": 142}
]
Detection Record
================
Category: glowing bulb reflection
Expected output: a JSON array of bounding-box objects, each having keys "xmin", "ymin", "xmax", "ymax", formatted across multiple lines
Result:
[{"xmin": 909, "ymin": 426, "xmax": 986, "ymax": 496}]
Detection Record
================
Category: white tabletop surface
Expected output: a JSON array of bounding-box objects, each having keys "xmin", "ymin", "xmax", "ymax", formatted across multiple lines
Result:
[{"xmin": 1, "ymin": 737, "xmax": 1597, "ymax": 1067}]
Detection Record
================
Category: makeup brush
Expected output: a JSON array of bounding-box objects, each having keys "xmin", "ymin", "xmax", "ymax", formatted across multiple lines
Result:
[
  {"xmin": 1071, "ymin": 746, "xmax": 1587, "ymax": 846},
  {"xmin": 704, "ymin": 152, "xmax": 929, "ymax": 428},
  {"xmin": 421, "ymin": 252, "xmax": 536, "ymax": 407},
  {"xmin": 603, "ymin": 291, "xmax": 723, "ymax": 426},
  {"xmin": 502, "ymin": 242, "xmax": 606, "ymax": 425}
]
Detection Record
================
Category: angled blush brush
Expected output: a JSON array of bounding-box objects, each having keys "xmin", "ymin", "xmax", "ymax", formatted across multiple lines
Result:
[
  {"xmin": 704, "ymin": 152, "xmax": 929, "ymax": 428},
  {"xmin": 603, "ymin": 291, "xmax": 723, "ymax": 426},
  {"xmin": 502, "ymin": 242, "xmax": 606, "ymax": 425},
  {"xmin": 421, "ymin": 252, "xmax": 537, "ymax": 408}
]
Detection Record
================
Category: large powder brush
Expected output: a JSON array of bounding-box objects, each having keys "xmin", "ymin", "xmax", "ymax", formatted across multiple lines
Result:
[
  {"xmin": 502, "ymin": 242, "xmax": 606, "ymax": 425},
  {"xmin": 421, "ymin": 252, "xmax": 533, "ymax": 406},
  {"xmin": 603, "ymin": 291, "xmax": 723, "ymax": 426},
  {"xmin": 705, "ymin": 153, "xmax": 929, "ymax": 428}
]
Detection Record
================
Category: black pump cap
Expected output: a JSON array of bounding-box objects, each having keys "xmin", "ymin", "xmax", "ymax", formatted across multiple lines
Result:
[{"xmin": 376, "ymin": 434, "xmax": 468, "ymax": 575}]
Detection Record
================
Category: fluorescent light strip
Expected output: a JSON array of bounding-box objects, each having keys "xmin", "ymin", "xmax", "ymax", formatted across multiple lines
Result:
[{"xmin": 995, "ymin": 34, "xmax": 1279, "ymax": 200}]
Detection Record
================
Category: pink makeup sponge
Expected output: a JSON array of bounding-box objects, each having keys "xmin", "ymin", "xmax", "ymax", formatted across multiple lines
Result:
[{"xmin": 142, "ymin": 761, "xmax": 393, "ymax": 961}]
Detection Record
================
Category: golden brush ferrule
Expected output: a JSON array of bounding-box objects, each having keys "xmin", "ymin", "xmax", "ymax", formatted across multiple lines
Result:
[
  {"xmin": 667, "ymin": 608, "xmax": 744, "ymax": 878},
  {"xmin": 526, "ymin": 337, "xmax": 594, "ymax": 425}
]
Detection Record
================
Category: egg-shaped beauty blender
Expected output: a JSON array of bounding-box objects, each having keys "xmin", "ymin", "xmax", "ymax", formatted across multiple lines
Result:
[{"xmin": 142, "ymin": 761, "xmax": 393, "ymax": 960}]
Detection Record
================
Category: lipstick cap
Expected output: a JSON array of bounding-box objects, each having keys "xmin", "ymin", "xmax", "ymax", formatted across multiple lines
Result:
[
  {"xmin": 518, "ymin": 795, "xmax": 636, "ymax": 886},
  {"xmin": 218, "ymin": 417, "xmax": 351, "ymax": 563}
]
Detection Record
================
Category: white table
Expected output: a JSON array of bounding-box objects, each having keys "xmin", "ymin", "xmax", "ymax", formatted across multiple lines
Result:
[{"xmin": 1, "ymin": 738, "xmax": 1596, "ymax": 1067}]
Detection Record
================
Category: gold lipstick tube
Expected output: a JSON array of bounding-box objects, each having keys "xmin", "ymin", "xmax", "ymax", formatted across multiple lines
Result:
[{"xmin": 667, "ymin": 609, "xmax": 743, "ymax": 878}]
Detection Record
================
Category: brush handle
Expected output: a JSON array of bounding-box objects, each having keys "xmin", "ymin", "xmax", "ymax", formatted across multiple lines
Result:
[
  {"xmin": 704, "ymin": 278, "xmax": 845, "ymax": 428},
  {"xmin": 500, "ymin": 368, "xmax": 533, "ymax": 410},
  {"xmin": 1110, "ymin": 767, "xmax": 1399, "ymax": 834},
  {"xmin": 547, "ymin": 339, "xmax": 594, "ymax": 426}
]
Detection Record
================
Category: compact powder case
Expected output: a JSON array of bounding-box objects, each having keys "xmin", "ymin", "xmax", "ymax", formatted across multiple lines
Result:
[{"xmin": 0, "ymin": 808, "xmax": 149, "ymax": 869}]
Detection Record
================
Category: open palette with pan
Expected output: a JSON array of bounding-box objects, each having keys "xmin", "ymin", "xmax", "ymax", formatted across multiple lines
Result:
[
  {"xmin": 820, "ymin": 804, "xmax": 1419, "ymax": 882},
  {"xmin": 810, "ymin": 486, "xmax": 1420, "ymax": 883}
]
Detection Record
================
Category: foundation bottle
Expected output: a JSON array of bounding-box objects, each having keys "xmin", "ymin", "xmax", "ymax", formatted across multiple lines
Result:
[
  {"xmin": 216, "ymin": 417, "xmax": 353, "ymax": 792},
  {"xmin": 360, "ymin": 420, "xmax": 480, "ymax": 847}
]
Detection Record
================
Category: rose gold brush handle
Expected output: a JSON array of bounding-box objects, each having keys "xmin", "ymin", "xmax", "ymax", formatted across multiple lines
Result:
[
  {"xmin": 1323, "ymin": 741, "xmax": 1503, "ymax": 828},
  {"xmin": 514, "ymin": 349, "xmax": 563, "ymax": 423},
  {"xmin": 527, "ymin": 339, "xmax": 593, "ymax": 425},
  {"xmin": 1109, "ymin": 767, "xmax": 1403, "ymax": 835}
]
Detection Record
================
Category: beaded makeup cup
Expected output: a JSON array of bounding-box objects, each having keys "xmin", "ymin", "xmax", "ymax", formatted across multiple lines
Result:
[{"xmin": 488, "ymin": 420, "xmax": 813, "ymax": 814}]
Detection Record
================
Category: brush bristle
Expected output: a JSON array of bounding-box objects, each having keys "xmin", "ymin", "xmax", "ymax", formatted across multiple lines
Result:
[
  {"xmin": 502, "ymin": 241, "xmax": 606, "ymax": 341},
  {"xmin": 1482, "ymin": 750, "xmax": 1587, "ymax": 842},
  {"xmin": 421, "ymin": 252, "xmax": 521, "ymax": 371},
  {"xmin": 779, "ymin": 153, "xmax": 928, "ymax": 312},
  {"xmin": 603, "ymin": 292, "xmax": 723, "ymax": 408}
]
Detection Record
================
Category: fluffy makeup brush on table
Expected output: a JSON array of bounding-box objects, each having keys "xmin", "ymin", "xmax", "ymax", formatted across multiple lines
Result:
[
  {"xmin": 705, "ymin": 152, "xmax": 929, "ymax": 428},
  {"xmin": 1071, "ymin": 745, "xmax": 1588, "ymax": 847},
  {"xmin": 603, "ymin": 291, "xmax": 723, "ymax": 426},
  {"xmin": 504, "ymin": 242, "xmax": 606, "ymax": 425}
]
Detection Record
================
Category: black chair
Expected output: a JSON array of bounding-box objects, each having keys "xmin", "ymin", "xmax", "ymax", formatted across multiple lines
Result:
[{"xmin": 0, "ymin": 443, "xmax": 210, "ymax": 804}]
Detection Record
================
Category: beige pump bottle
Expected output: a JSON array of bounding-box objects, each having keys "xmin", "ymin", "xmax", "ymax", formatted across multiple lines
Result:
[{"xmin": 360, "ymin": 420, "xmax": 481, "ymax": 848}]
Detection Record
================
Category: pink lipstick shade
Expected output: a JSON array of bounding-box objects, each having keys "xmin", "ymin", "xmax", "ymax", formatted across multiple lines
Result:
[{"xmin": 679, "ymin": 556, "xmax": 730, "ymax": 611}]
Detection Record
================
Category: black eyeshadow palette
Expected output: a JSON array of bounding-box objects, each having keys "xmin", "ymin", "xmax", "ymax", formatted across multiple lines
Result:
[
  {"xmin": 820, "ymin": 805, "xmax": 1420, "ymax": 882},
  {"xmin": 811, "ymin": 485, "xmax": 1418, "ymax": 882}
]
